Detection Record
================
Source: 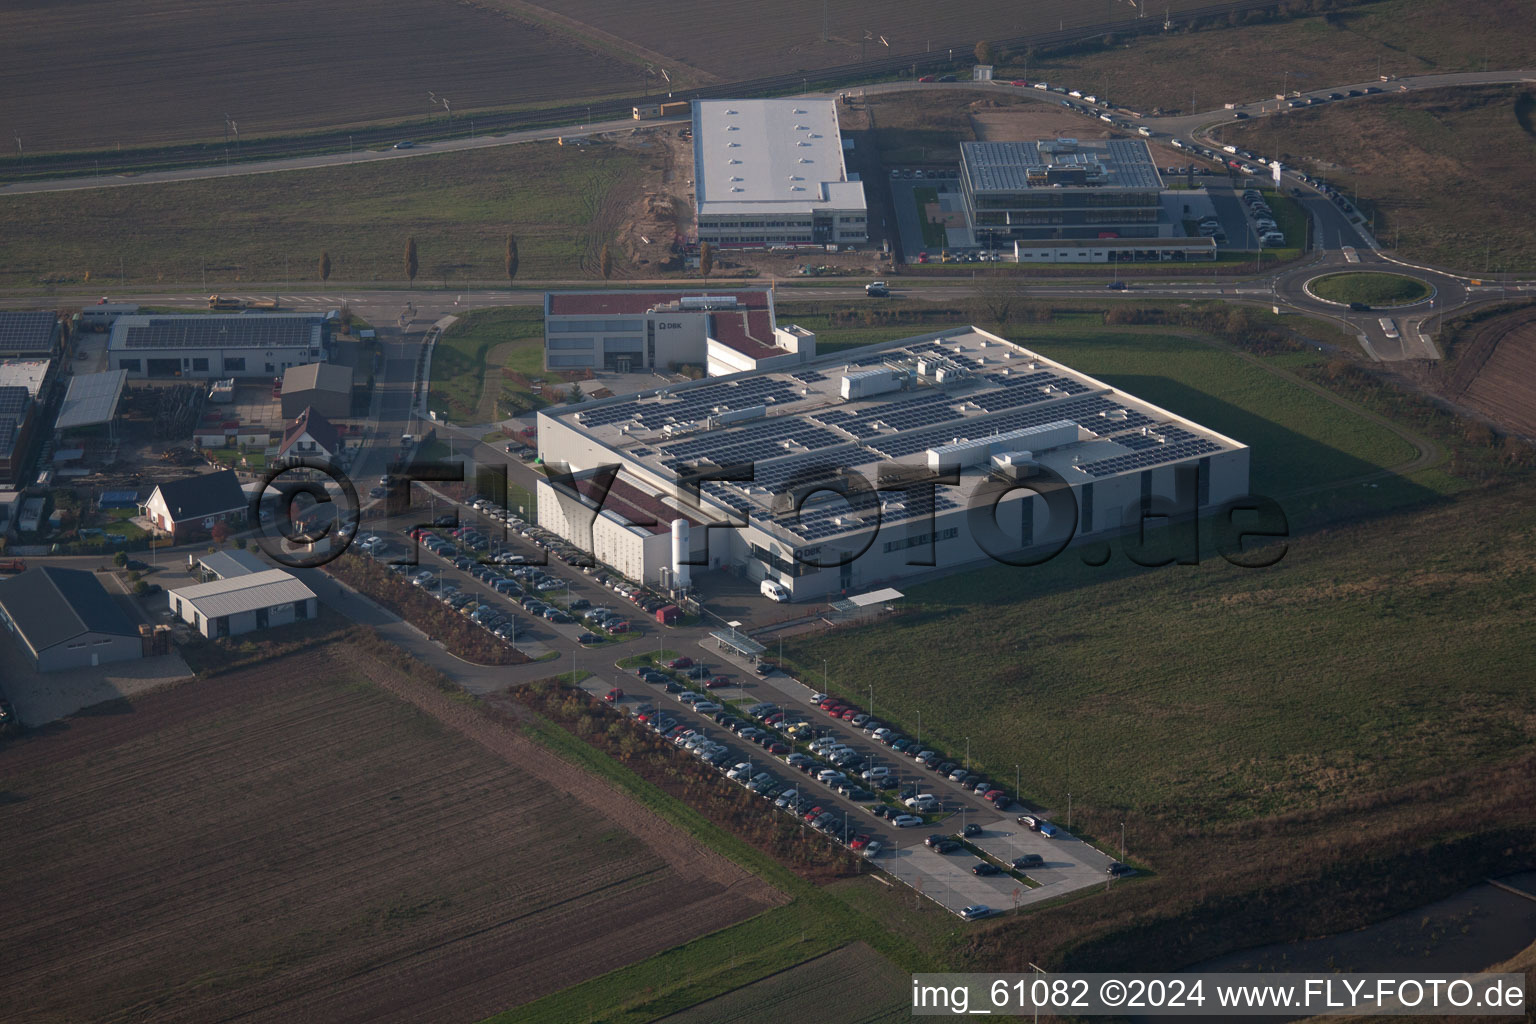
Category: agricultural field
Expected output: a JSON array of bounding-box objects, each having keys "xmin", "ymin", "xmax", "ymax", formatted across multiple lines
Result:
[
  {"xmin": 512, "ymin": 0, "xmax": 1219, "ymax": 82},
  {"xmin": 0, "ymin": 0, "xmax": 644, "ymax": 153},
  {"xmin": 0, "ymin": 140, "xmax": 645, "ymax": 290},
  {"xmin": 656, "ymin": 942, "xmax": 911, "ymax": 1023},
  {"xmin": 0, "ymin": 642, "xmax": 781, "ymax": 1023},
  {"xmin": 1434, "ymin": 305, "xmax": 1536, "ymax": 438},
  {"xmin": 1020, "ymin": 0, "xmax": 1531, "ymax": 116},
  {"xmin": 1215, "ymin": 85, "xmax": 1536, "ymax": 270}
]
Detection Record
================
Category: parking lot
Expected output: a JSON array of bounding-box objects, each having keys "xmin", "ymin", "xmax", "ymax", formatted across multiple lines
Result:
[
  {"xmin": 344, "ymin": 482, "xmax": 1133, "ymax": 919},
  {"xmin": 566, "ymin": 641, "xmax": 1131, "ymax": 918}
]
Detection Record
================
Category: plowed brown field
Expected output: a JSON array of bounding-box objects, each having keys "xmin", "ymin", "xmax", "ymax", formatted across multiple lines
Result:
[
  {"xmin": 0, "ymin": 643, "xmax": 781, "ymax": 1023},
  {"xmin": 1440, "ymin": 306, "xmax": 1536, "ymax": 437},
  {"xmin": 0, "ymin": 0, "xmax": 641, "ymax": 152}
]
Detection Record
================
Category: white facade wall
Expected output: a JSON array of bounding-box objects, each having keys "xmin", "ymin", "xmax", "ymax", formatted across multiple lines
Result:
[
  {"xmin": 112, "ymin": 344, "xmax": 320, "ymax": 379},
  {"xmin": 173, "ymin": 594, "xmax": 314, "ymax": 638}
]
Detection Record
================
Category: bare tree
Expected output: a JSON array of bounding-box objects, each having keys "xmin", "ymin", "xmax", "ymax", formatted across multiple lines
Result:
[
  {"xmin": 318, "ymin": 251, "xmax": 332, "ymax": 283},
  {"xmin": 405, "ymin": 237, "xmax": 419, "ymax": 283},
  {"xmin": 974, "ymin": 40, "xmax": 993, "ymax": 66},
  {"xmin": 972, "ymin": 273, "xmax": 1022, "ymax": 325},
  {"xmin": 505, "ymin": 235, "xmax": 519, "ymax": 283},
  {"xmin": 599, "ymin": 243, "xmax": 613, "ymax": 280},
  {"xmin": 699, "ymin": 241, "xmax": 713, "ymax": 279}
]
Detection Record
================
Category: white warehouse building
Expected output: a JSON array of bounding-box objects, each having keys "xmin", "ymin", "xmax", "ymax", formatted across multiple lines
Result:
[
  {"xmin": 692, "ymin": 98, "xmax": 867, "ymax": 248},
  {"xmin": 535, "ymin": 328, "xmax": 1250, "ymax": 599},
  {"xmin": 171, "ymin": 568, "xmax": 318, "ymax": 638},
  {"xmin": 108, "ymin": 312, "xmax": 331, "ymax": 379}
]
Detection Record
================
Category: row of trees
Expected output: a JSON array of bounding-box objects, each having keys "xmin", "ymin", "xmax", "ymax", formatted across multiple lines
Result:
[
  {"xmin": 314, "ymin": 235, "xmax": 522, "ymax": 284},
  {"xmin": 312, "ymin": 236, "xmax": 723, "ymax": 285}
]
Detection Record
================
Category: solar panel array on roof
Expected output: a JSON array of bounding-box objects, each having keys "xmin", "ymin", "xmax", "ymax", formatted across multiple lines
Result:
[
  {"xmin": 0, "ymin": 312, "xmax": 58, "ymax": 355},
  {"xmin": 115, "ymin": 315, "xmax": 322, "ymax": 350},
  {"xmin": 1079, "ymin": 436, "xmax": 1221, "ymax": 478},
  {"xmin": 576, "ymin": 376, "xmax": 803, "ymax": 431},
  {"xmin": 790, "ymin": 369, "xmax": 827, "ymax": 383},
  {"xmin": 658, "ymin": 415, "xmax": 846, "ymax": 470}
]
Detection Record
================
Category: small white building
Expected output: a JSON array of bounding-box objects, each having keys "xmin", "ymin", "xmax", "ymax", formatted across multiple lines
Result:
[{"xmin": 171, "ymin": 568, "xmax": 317, "ymax": 639}]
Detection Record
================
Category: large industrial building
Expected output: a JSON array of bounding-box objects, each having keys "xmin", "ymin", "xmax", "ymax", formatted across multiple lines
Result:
[
  {"xmin": 108, "ymin": 312, "xmax": 330, "ymax": 379},
  {"xmin": 543, "ymin": 290, "xmax": 816, "ymax": 375},
  {"xmin": 959, "ymin": 138, "xmax": 1164, "ymax": 243},
  {"xmin": 536, "ymin": 327, "xmax": 1249, "ymax": 599},
  {"xmin": 692, "ymin": 99, "xmax": 868, "ymax": 248},
  {"xmin": 0, "ymin": 566, "xmax": 143, "ymax": 671}
]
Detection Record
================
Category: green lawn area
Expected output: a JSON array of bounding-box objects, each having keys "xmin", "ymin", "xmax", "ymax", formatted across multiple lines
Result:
[
  {"xmin": 1019, "ymin": 329, "xmax": 1418, "ymax": 500},
  {"xmin": 428, "ymin": 306, "xmax": 547, "ymax": 423},
  {"xmin": 0, "ymin": 141, "xmax": 643, "ymax": 290},
  {"xmin": 1310, "ymin": 272, "xmax": 1431, "ymax": 306},
  {"xmin": 911, "ymin": 186, "xmax": 947, "ymax": 249}
]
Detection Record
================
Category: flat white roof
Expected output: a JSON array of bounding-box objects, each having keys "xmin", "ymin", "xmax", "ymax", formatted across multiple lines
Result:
[
  {"xmin": 847, "ymin": 587, "xmax": 903, "ymax": 607},
  {"xmin": 172, "ymin": 568, "xmax": 315, "ymax": 618},
  {"xmin": 0, "ymin": 359, "xmax": 48, "ymax": 398},
  {"xmin": 694, "ymin": 99, "xmax": 866, "ymax": 217}
]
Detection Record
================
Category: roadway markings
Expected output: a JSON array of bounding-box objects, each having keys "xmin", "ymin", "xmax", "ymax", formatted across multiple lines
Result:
[{"xmin": 1342, "ymin": 246, "xmax": 1360, "ymax": 263}]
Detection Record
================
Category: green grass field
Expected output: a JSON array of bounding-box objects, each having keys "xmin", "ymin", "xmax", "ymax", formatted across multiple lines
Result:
[
  {"xmin": 0, "ymin": 141, "xmax": 643, "ymax": 291},
  {"xmin": 779, "ymin": 475, "xmax": 1536, "ymax": 828},
  {"xmin": 1311, "ymin": 272, "xmax": 1432, "ymax": 305},
  {"xmin": 1020, "ymin": 329, "xmax": 1418, "ymax": 499},
  {"xmin": 428, "ymin": 306, "xmax": 548, "ymax": 423}
]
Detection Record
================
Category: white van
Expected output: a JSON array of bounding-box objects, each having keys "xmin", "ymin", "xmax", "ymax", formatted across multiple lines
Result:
[{"xmin": 760, "ymin": 579, "xmax": 791, "ymax": 602}]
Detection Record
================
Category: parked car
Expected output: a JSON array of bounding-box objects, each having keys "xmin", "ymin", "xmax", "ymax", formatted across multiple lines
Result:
[
  {"xmin": 1013, "ymin": 853, "xmax": 1044, "ymax": 869},
  {"xmin": 961, "ymin": 823, "xmax": 982, "ymax": 838},
  {"xmin": 891, "ymin": 814, "xmax": 924, "ymax": 828},
  {"xmin": 604, "ymin": 688, "xmax": 624, "ymax": 703},
  {"xmin": 972, "ymin": 861, "xmax": 1001, "ymax": 876}
]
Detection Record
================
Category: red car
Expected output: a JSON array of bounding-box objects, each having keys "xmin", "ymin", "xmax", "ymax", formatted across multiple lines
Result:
[
  {"xmin": 803, "ymin": 806, "xmax": 825, "ymax": 823},
  {"xmin": 849, "ymin": 834, "xmax": 871, "ymax": 850},
  {"xmin": 984, "ymin": 789, "xmax": 1008, "ymax": 805},
  {"xmin": 668, "ymin": 656, "xmax": 693, "ymax": 669},
  {"xmin": 704, "ymin": 675, "xmax": 730, "ymax": 689},
  {"xmin": 605, "ymin": 688, "xmax": 624, "ymax": 702},
  {"xmin": 1010, "ymin": 79, "xmax": 1029, "ymax": 87},
  {"xmin": 819, "ymin": 698, "xmax": 842, "ymax": 710},
  {"xmin": 840, "ymin": 709, "xmax": 860, "ymax": 721},
  {"xmin": 918, "ymin": 75, "xmax": 936, "ymax": 83}
]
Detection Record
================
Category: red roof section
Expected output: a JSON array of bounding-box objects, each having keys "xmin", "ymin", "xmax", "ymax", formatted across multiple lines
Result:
[
  {"xmin": 548, "ymin": 290, "xmax": 770, "ymax": 316},
  {"xmin": 709, "ymin": 309, "xmax": 783, "ymax": 360},
  {"xmin": 570, "ymin": 475, "xmax": 702, "ymax": 535}
]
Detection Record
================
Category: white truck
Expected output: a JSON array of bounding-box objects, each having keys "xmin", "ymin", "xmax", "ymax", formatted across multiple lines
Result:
[{"xmin": 760, "ymin": 579, "xmax": 791, "ymax": 602}]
